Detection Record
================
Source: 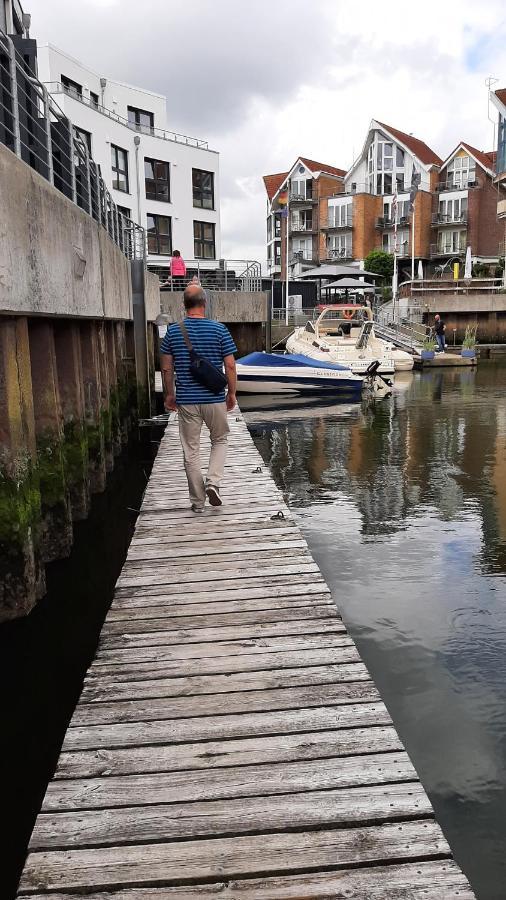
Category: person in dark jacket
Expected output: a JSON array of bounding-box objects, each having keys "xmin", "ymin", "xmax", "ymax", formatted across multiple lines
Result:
[{"xmin": 434, "ymin": 314, "xmax": 446, "ymax": 353}]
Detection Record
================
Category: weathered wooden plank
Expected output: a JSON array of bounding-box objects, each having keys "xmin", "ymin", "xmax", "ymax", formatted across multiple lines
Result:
[
  {"xmin": 112, "ymin": 579, "xmax": 330, "ymax": 604},
  {"xmin": 116, "ymin": 562, "xmax": 319, "ymax": 590},
  {"xmin": 107, "ymin": 594, "xmax": 334, "ymax": 621},
  {"xmin": 100, "ymin": 606, "xmax": 337, "ymax": 637},
  {"xmin": 125, "ymin": 539, "xmax": 306, "ymax": 561},
  {"xmin": 130, "ymin": 525, "xmax": 299, "ymax": 547},
  {"xmin": 92, "ymin": 633, "xmax": 351, "ymax": 668},
  {"xmin": 55, "ymin": 725, "xmax": 402, "ymax": 779},
  {"xmin": 124, "ymin": 548, "xmax": 311, "ymax": 570},
  {"xmin": 42, "ymin": 751, "xmax": 416, "ymax": 812},
  {"xmin": 20, "ymin": 860, "xmax": 472, "ymax": 899},
  {"xmin": 80, "ymin": 660, "xmax": 368, "ymax": 705},
  {"xmin": 70, "ymin": 681, "xmax": 381, "ymax": 727},
  {"xmin": 18, "ymin": 821, "xmax": 449, "ymax": 893},
  {"xmin": 63, "ymin": 702, "xmax": 393, "ymax": 751},
  {"xmin": 29, "ymin": 782, "xmax": 430, "ymax": 850},
  {"xmin": 87, "ymin": 642, "xmax": 356, "ymax": 682},
  {"xmin": 97, "ymin": 619, "xmax": 345, "ymax": 650}
]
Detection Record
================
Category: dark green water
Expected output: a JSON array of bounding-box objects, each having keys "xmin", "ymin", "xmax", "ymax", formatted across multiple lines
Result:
[{"xmin": 245, "ymin": 361, "xmax": 506, "ymax": 900}]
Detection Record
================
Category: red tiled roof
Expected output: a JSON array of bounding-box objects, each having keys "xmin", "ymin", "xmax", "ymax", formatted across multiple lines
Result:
[
  {"xmin": 299, "ymin": 157, "xmax": 346, "ymax": 177},
  {"xmin": 495, "ymin": 88, "xmax": 506, "ymax": 106},
  {"xmin": 486, "ymin": 150, "xmax": 497, "ymax": 165},
  {"xmin": 459, "ymin": 142, "xmax": 495, "ymax": 172},
  {"xmin": 376, "ymin": 122, "xmax": 443, "ymax": 166},
  {"xmin": 263, "ymin": 172, "xmax": 288, "ymax": 200}
]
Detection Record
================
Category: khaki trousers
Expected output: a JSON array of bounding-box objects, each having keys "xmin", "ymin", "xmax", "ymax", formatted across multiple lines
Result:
[{"xmin": 177, "ymin": 403, "xmax": 229, "ymax": 508}]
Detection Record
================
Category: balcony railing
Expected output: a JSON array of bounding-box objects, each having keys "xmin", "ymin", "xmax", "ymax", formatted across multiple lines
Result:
[
  {"xmin": 376, "ymin": 216, "xmax": 410, "ymax": 229},
  {"xmin": 325, "ymin": 248, "xmax": 353, "ymax": 261},
  {"xmin": 290, "ymin": 219, "xmax": 315, "ymax": 233},
  {"xmin": 289, "ymin": 191, "xmax": 317, "ymax": 204},
  {"xmin": 44, "ymin": 81, "xmax": 210, "ymax": 149},
  {"xmin": 290, "ymin": 251, "xmax": 317, "ymax": 264},
  {"xmin": 0, "ymin": 29, "xmax": 145, "ymax": 260},
  {"xmin": 157, "ymin": 259, "xmax": 262, "ymax": 292},
  {"xmin": 431, "ymin": 212, "xmax": 468, "ymax": 225},
  {"xmin": 435, "ymin": 179, "xmax": 479, "ymax": 192},
  {"xmin": 323, "ymin": 215, "xmax": 353, "ymax": 230},
  {"xmin": 430, "ymin": 243, "xmax": 466, "ymax": 258}
]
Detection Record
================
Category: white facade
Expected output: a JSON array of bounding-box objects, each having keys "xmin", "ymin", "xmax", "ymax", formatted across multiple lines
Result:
[{"xmin": 37, "ymin": 44, "xmax": 221, "ymax": 275}]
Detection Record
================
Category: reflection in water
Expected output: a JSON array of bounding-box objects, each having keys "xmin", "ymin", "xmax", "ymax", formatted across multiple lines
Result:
[{"xmin": 246, "ymin": 361, "xmax": 506, "ymax": 900}]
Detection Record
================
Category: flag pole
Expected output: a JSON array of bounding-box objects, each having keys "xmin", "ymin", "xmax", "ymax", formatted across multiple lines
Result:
[
  {"xmin": 285, "ymin": 195, "xmax": 290, "ymax": 326},
  {"xmin": 411, "ymin": 200, "xmax": 416, "ymax": 282}
]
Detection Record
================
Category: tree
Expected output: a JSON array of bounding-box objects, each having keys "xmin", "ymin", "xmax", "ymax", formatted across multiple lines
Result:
[{"xmin": 364, "ymin": 249, "xmax": 394, "ymax": 280}]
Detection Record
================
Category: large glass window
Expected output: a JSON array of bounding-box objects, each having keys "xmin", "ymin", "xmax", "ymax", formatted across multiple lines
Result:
[
  {"xmin": 117, "ymin": 205, "xmax": 131, "ymax": 220},
  {"xmin": 438, "ymin": 196, "xmax": 467, "ymax": 222},
  {"xmin": 328, "ymin": 202, "xmax": 352, "ymax": 227},
  {"xmin": 194, "ymin": 221, "xmax": 215, "ymax": 258},
  {"xmin": 145, "ymin": 158, "xmax": 170, "ymax": 202},
  {"xmin": 128, "ymin": 106, "xmax": 154, "ymax": 130},
  {"xmin": 368, "ymin": 133, "xmax": 407, "ymax": 195},
  {"xmin": 327, "ymin": 233, "xmax": 352, "ymax": 258},
  {"xmin": 73, "ymin": 126, "xmax": 91, "ymax": 155},
  {"xmin": 61, "ymin": 74, "xmax": 82, "ymax": 97},
  {"xmin": 111, "ymin": 144, "xmax": 129, "ymax": 193},
  {"xmin": 447, "ymin": 155, "xmax": 476, "ymax": 188},
  {"xmin": 437, "ymin": 229, "xmax": 466, "ymax": 253},
  {"xmin": 147, "ymin": 214, "xmax": 172, "ymax": 255},
  {"xmin": 192, "ymin": 169, "xmax": 215, "ymax": 209}
]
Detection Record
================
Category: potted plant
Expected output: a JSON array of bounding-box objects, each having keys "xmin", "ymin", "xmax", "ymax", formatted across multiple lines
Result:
[
  {"xmin": 461, "ymin": 324, "xmax": 477, "ymax": 359},
  {"xmin": 421, "ymin": 334, "xmax": 437, "ymax": 361}
]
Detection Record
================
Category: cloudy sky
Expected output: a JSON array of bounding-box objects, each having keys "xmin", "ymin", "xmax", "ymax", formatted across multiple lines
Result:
[{"xmin": 31, "ymin": 0, "xmax": 506, "ymax": 264}]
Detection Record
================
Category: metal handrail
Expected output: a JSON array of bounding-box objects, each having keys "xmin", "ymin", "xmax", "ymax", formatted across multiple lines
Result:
[
  {"xmin": 158, "ymin": 258, "xmax": 262, "ymax": 292},
  {"xmin": 0, "ymin": 30, "xmax": 145, "ymax": 260},
  {"xmin": 45, "ymin": 82, "xmax": 210, "ymax": 150}
]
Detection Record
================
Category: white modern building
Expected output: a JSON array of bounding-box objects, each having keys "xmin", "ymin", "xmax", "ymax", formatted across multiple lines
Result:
[{"xmin": 36, "ymin": 44, "xmax": 221, "ymax": 278}]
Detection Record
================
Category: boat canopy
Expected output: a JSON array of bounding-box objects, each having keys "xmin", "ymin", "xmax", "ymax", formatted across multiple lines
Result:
[{"xmin": 237, "ymin": 352, "xmax": 350, "ymax": 371}]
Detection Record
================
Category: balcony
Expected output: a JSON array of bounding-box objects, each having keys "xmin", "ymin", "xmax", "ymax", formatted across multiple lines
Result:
[
  {"xmin": 497, "ymin": 199, "xmax": 506, "ymax": 219},
  {"xmin": 322, "ymin": 215, "xmax": 353, "ymax": 231},
  {"xmin": 325, "ymin": 248, "xmax": 353, "ymax": 261},
  {"xmin": 290, "ymin": 251, "xmax": 318, "ymax": 265},
  {"xmin": 430, "ymin": 243, "xmax": 466, "ymax": 258},
  {"xmin": 289, "ymin": 191, "xmax": 317, "ymax": 205},
  {"xmin": 431, "ymin": 212, "xmax": 468, "ymax": 226},
  {"xmin": 290, "ymin": 219, "xmax": 316, "ymax": 234},
  {"xmin": 435, "ymin": 180, "xmax": 479, "ymax": 192},
  {"xmin": 376, "ymin": 216, "xmax": 410, "ymax": 229}
]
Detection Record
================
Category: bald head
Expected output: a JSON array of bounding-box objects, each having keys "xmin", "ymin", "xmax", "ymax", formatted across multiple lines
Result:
[{"xmin": 184, "ymin": 284, "xmax": 206, "ymax": 311}]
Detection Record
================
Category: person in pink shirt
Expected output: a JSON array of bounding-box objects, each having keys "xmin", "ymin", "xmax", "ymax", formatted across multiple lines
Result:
[{"xmin": 170, "ymin": 250, "xmax": 187, "ymax": 290}]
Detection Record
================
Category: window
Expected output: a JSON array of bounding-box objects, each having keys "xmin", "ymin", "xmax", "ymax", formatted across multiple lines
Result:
[
  {"xmin": 290, "ymin": 178, "xmax": 312, "ymax": 200},
  {"xmin": 61, "ymin": 74, "xmax": 82, "ymax": 97},
  {"xmin": 274, "ymin": 241, "xmax": 281, "ymax": 264},
  {"xmin": 147, "ymin": 214, "xmax": 172, "ymax": 255},
  {"xmin": 89, "ymin": 90, "xmax": 99, "ymax": 108},
  {"xmin": 274, "ymin": 217, "xmax": 281, "ymax": 237},
  {"xmin": 192, "ymin": 169, "xmax": 215, "ymax": 209},
  {"xmin": 292, "ymin": 237, "xmax": 312, "ymax": 258},
  {"xmin": 117, "ymin": 205, "xmax": 131, "ymax": 220},
  {"xmin": 128, "ymin": 106, "xmax": 154, "ymax": 130},
  {"xmin": 327, "ymin": 233, "xmax": 352, "ymax": 258},
  {"xmin": 194, "ymin": 221, "xmax": 216, "ymax": 259},
  {"xmin": 437, "ymin": 229, "xmax": 466, "ymax": 253},
  {"xmin": 498, "ymin": 114, "xmax": 506, "ymax": 176},
  {"xmin": 111, "ymin": 144, "xmax": 129, "ymax": 192},
  {"xmin": 447, "ymin": 155, "xmax": 475, "ymax": 189},
  {"xmin": 267, "ymin": 217, "xmax": 273, "ymax": 241},
  {"xmin": 74, "ymin": 126, "xmax": 91, "ymax": 155},
  {"xmin": 145, "ymin": 158, "xmax": 170, "ymax": 202},
  {"xmin": 438, "ymin": 196, "xmax": 467, "ymax": 223},
  {"xmin": 328, "ymin": 202, "xmax": 352, "ymax": 227}
]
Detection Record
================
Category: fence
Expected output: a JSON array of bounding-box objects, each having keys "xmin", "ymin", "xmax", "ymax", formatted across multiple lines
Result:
[
  {"xmin": 0, "ymin": 29, "xmax": 145, "ymax": 260},
  {"xmin": 156, "ymin": 259, "xmax": 263, "ymax": 292}
]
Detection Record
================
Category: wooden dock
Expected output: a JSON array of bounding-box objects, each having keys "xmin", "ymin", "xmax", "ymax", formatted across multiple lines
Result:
[
  {"xmin": 414, "ymin": 352, "xmax": 476, "ymax": 368},
  {"xmin": 17, "ymin": 413, "xmax": 475, "ymax": 898}
]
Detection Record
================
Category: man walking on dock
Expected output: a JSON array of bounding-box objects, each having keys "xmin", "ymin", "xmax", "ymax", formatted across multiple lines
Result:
[{"xmin": 160, "ymin": 284, "xmax": 237, "ymax": 512}]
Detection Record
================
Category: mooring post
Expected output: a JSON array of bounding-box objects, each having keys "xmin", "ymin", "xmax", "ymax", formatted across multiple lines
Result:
[{"xmin": 131, "ymin": 258, "xmax": 151, "ymax": 419}]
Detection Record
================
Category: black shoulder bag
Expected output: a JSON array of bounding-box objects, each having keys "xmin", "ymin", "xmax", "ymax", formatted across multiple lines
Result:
[{"xmin": 179, "ymin": 322, "xmax": 228, "ymax": 394}]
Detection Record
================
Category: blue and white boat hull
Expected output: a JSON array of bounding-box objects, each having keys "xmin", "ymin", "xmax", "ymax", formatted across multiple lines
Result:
[{"xmin": 236, "ymin": 353, "xmax": 364, "ymax": 396}]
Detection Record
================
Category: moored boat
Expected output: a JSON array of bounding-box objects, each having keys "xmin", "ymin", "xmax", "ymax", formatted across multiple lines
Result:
[
  {"xmin": 236, "ymin": 352, "xmax": 364, "ymax": 396},
  {"xmin": 286, "ymin": 305, "xmax": 413, "ymax": 373}
]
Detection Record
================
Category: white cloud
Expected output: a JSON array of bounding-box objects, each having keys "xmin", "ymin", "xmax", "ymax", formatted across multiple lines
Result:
[{"xmin": 28, "ymin": 0, "xmax": 506, "ymax": 264}]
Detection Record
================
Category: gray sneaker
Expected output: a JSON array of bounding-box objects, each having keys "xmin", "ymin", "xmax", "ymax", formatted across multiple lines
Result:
[
  {"xmin": 206, "ymin": 485, "xmax": 222, "ymax": 507},
  {"xmin": 191, "ymin": 504, "xmax": 204, "ymax": 513}
]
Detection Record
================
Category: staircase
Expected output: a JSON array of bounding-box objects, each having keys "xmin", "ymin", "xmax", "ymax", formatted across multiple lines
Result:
[{"xmin": 375, "ymin": 299, "xmax": 427, "ymax": 354}]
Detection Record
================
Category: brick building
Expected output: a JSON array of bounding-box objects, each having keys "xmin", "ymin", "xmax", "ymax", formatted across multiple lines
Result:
[
  {"xmin": 490, "ymin": 88, "xmax": 506, "ymax": 256},
  {"xmin": 432, "ymin": 143, "xmax": 502, "ymax": 270},
  {"xmin": 264, "ymin": 120, "xmax": 503, "ymax": 280},
  {"xmin": 263, "ymin": 157, "xmax": 345, "ymax": 280}
]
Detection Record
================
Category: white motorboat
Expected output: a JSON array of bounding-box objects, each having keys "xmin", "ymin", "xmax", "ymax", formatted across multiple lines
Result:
[
  {"xmin": 286, "ymin": 305, "xmax": 413, "ymax": 373},
  {"xmin": 236, "ymin": 352, "xmax": 364, "ymax": 397}
]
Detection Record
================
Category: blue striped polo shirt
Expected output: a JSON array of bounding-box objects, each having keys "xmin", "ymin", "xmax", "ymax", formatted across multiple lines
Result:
[{"xmin": 161, "ymin": 318, "xmax": 237, "ymax": 405}]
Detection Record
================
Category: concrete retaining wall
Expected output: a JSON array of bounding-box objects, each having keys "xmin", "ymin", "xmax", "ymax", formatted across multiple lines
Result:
[
  {"xmin": 160, "ymin": 290, "xmax": 268, "ymax": 355},
  {"xmin": 0, "ymin": 145, "xmax": 132, "ymax": 320}
]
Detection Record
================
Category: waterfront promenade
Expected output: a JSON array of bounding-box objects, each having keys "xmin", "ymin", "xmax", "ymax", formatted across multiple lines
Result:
[{"xmin": 17, "ymin": 413, "xmax": 474, "ymax": 898}]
